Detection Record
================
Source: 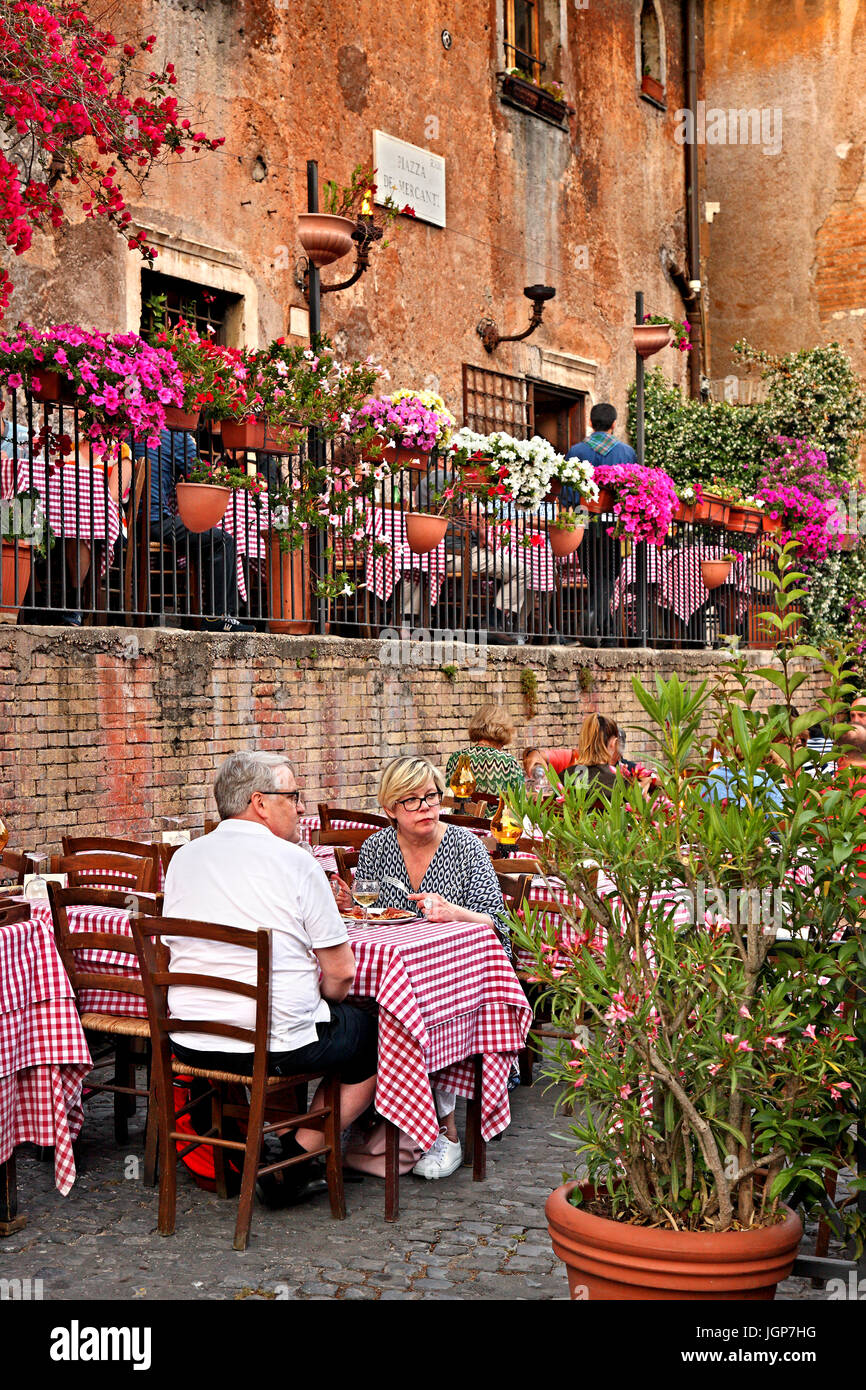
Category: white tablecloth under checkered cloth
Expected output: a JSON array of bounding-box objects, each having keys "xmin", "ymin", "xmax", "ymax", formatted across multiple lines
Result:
[
  {"xmin": 0, "ymin": 915, "xmax": 92, "ymax": 1195},
  {"xmin": 1, "ymin": 455, "xmax": 120, "ymax": 555},
  {"xmin": 615, "ymin": 544, "xmax": 750, "ymax": 624},
  {"xmin": 489, "ymin": 521, "xmax": 585, "ymax": 592},
  {"xmin": 349, "ymin": 917, "xmax": 530, "ymax": 1150}
]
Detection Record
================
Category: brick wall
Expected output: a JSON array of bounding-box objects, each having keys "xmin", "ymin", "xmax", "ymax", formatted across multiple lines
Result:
[{"xmin": 0, "ymin": 627, "xmax": 828, "ymax": 854}]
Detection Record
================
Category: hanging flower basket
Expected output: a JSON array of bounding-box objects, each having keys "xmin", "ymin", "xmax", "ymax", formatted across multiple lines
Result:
[
  {"xmin": 727, "ymin": 504, "xmax": 763, "ymax": 535},
  {"xmin": 544, "ymin": 477, "xmax": 562, "ymax": 504},
  {"xmin": 164, "ymin": 406, "xmax": 201, "ymax": 431},
  {"xmin": 762, "ymin": 513, "xmax": 783, "ymax": 535},
  {"xmin": 633, "ymin": 323, "xmax": 673, "ymax": 358},
  {"xmin": 0, "ymin": 539, "xmax": 32, "ymax": 615},
  {"xmin": 674, "ymin": 502, "xmax": 697, "ymax": 524},
  {"xmin": 405, "ymin": 512, "xmax": 449, "ymax": 554},
  {"xmin": 582, "ymin": 487, "xmax": 615, "ymax": 515},
  {"xmin": 175, "ymin": 482, "xmax": 231, "ymax": 533},
  {"xmin": 548, "ymin": 522, "xmax": 584, "ymax": 557},
  {"xmin": 362, "ymin": 435, "xmax": 431, "ymax": 471},
  {"xmin": 457, "ymin": 462, "xmax": 494, "ymax": 491},
  {"xmin": 30, "ymin": 371, "xmax": 78, "ymax": 407},
  {"xmin": 701, "ymin": 558, "xmax": 733, "ymax": 590},
  {"xmin": 297, "ymin": 212, "xmax": 356, "ymax": 267},
  {"xmin": 693, "ymin": 494, "xmax": 730, "ymax": 527}
]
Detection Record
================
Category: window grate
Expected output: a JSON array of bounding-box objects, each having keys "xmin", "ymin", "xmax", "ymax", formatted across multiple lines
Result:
[
  {"xmin": 140, "ymin": 271, "xmax": 236, "ymax": 346},
  {"xmin": 462, "ymin": 364, "xmax": 532, "ymax": 437}
]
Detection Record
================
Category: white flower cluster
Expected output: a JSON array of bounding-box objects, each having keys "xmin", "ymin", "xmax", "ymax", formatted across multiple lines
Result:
[
  {"xmin": 556, "ymin": 451, "xmax": 598, "ymax": 499},
  {"xmin": 486, "ymin": 431, "xmax": 563, "ymax": 510}
]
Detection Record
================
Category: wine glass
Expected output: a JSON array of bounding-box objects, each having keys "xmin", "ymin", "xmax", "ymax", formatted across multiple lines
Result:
[
  {"xmin": 352, "ymin": 877, "xmax": 380, "ymax": 926},
  {"xmin": 528, "ymin": 764, "xmax": 547, "ymax": 795},
  {"xmin": 24, "ymin": 852, "xmax": 49, "ymax": 901}
]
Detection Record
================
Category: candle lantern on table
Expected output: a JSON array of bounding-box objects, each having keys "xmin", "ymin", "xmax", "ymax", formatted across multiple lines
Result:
[{"xmin": 448, "ymin": 752, "xmax": 477, "ymax": 812}]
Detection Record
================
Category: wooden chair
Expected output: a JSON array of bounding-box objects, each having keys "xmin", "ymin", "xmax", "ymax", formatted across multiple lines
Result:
[
  {"xmin": 97, "ymin": 456, "xmax": 147, "ymax": 623},
  {"xmin": 490, "ymin": 857, "xmax": 540, "ymax": 876},
  {"xmin": 53, "ymin": 851, "xmax": 154, "ymax": 893},
  {"xmin": 138, "ymin": 455, "xmax": 198, "ymax": 623},
  {"xmin": 438, "ymin": 810, "xmax": 494, "ymax": 831},
  {"xmin": 515, "ymin": 896, "xmax": 581, "ymax": 1086},
  {"xmin": 495, "ymin": 870, "xmax": 531, "ymax": 914},
  {"xmin": 318, "ymin": 804, "xmax": 387, "ymax": 832},
  {"xmin": 0, "ymin": 902, "xmax": 31, "ymax": 926},
  {"xmin": 47, "ymin": 884, "xmax": 163, "ymax": 1182},
  {"xmin": 333, "ymin": 848, "xmax": 359, "ymax": 884},
  {"xmin": 203, "ymin": 817, "xmax": 220, "ymax": 835},
  {"xmin": 62, "ymin": 837, "xmax": 160, "ymax": 891},
  {"xmin": 129, "ymin": 915, "xmax": 346, "ymax": 1251},
  {"xmin": 315, "ymin": 827, "xmax": 379, "ymax": 851},
  {"xmin": 0, "ymin": 850, "xmax": 32, "ymax": 886}
]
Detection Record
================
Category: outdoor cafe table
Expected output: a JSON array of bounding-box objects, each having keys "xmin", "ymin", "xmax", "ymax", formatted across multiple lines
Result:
[
  {"xmin": 615, "ymin": 542, "xmax": 750, "ymax": 627},
  {"xmin": 217, "ymin": 488, "xmax": 272, "ymax": 604},
  {"xmin": 0, "ymin": 453, "xmax": 121, "ymax": 556},
  {"xmin": 0, "ymin": 907, "xmax": 91, "ymax": 1235},
  {"xmin": 16, "ymin": 898, "xmax": 531, "ymax": 1224}
]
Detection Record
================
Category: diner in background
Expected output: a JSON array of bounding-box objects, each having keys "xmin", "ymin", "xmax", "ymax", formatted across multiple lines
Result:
[
  {"xmin": 343, "ymin": 754, "xmax": 509, "ymax": 1180},
  {"xmin": 563, "ymin": 713, "xmax": 622, "ymax": 797},
  {"xmin": 163, "ymin": 750, "xmax": 378, "ymax": 1207},
  {"xmin": 445, "ymin": 704, "xmax": 525, "ymax": 816}
]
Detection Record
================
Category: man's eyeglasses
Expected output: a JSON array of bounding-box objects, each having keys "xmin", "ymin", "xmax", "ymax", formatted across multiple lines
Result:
[
  {"xmin": 397, "ymin": 790, "xmax": 442, "ymax": 812},
  {"xmin": 253, "ymin": 789, "xmax": 301, "ymax": 805}
]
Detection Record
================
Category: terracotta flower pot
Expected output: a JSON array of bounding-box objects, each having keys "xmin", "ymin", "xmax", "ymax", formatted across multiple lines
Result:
[
  {"xmin": 548, "ymin": 523, "xmax": 585, "ymax": 557},
  {"xmin": 458, "ymin": 464, "xmax": 493, "ymax": 491},
  {"xmin": 164, "ymin": 406, "xmax": 201, "ymax": 431},
  {"xmin": 544, "ymin": 477, "xmax": 562, "ymax": 504},
  {"xmin": 582, "ymin": 488, "xmax": 615, "ymax": 515},
  {"xmin": 0, "ymin": 540, "xmax": 32, "ymax": 615},
  {"xmin": 405, "ymin": 512, "xmax": 449, "ymax": 555},
  {"xmin": 267, "ymin": 533, "xmax": 314, "ymax": 634},
  {"xmin": 701, "ymin": 558, "xmax": 733, "ymax": 590},
  {"xmin": 674, "ymin": 502, "xmax": 697, "ymax": 524},
  {"xmin": 30, "ymin": 371, "xmax": 77, "ymax": 406},
  {"xmin": 297, "ymin": 212, "xmax": 356, "ymax": 267},
  {"xmin": 363, "ymin": 435, "xmax": 432, "ymax": 472},
  {"xmin": 762, "ymin": 513, "xmax": 782, "ymax": 534},
  {"xmin": 693, "ymin": 494, "xmax": 730, "ymax": 527},
  {"xmin": 640, "ymin": 73, "xmax": 665, "ymax": 103},
  {"xmin": 547, "ymin": 1183, "xmax": 802, "ymax": 1301},
  {"xmin": 221, "ymin": 419, "xmax": 266, "ymax": 452},
  {"xmin": 633, "ymin": 323, "xmax": 673, "ymax": 358},
  {"xmin": 727, "ymin": 504, "xmax": 763, "ymax": 535},
  {"xmin": 175, "ymin": 482, "xmax": 231, "ymax": 533}
]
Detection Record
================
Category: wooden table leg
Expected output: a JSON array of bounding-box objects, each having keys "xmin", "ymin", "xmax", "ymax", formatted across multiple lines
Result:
[
  {"xmin": 384, "ymin": 1120, "xmax": 399, "ymax": 1222},
  {"xmin": 0, "ymin": 1152, "xmax": 27, "ymax": 1236},
  {"xmin": 463, "ymin": 1056, "xmax": 487, "ymax": 1182}
]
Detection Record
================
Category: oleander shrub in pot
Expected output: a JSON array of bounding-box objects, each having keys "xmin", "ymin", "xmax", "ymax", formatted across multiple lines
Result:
[{"xmin": 509, "ymin": 559, "xmax": 864, "ymax": 1298}]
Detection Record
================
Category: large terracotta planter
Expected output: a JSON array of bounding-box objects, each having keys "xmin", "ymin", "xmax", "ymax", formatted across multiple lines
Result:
[
  {"xmin": 633, "ymin": 324, "xmax": 672, "ymax": 358},
  {"xmin": 674, "ymin": 502, "xmax": 697, "ymax": 524},
  {"xmin": 220, "ymin": 419, "xmax": 296, "ymax": 453},
  {"xmin": 405, "ymin": 512, "xmax": 449, "ymax": 554},
  {"xmin": 297, "ymin": 212, "xmax": 356, "ymax": 267},
  {"xmin": 548, "ymin": 522, "xmax": 585, "ymax": 557},
  {"xmin": 458, "ymin": 464, "xmax": 494, "ymax": 491},
  {"xmin": 30, "ymin": 371, "xmax": 78, "ymax": 407},
  {"xmin": 267, "ymin": 534, "xmax": 314, "ymax": 634},
  {"xmin": 164, "ymin": 406, "xmax": 201, "ymax": 431},
  {"xmin": 701, "ymin": 558, "xmax": 733, "ymax": 590},
  {"xmin": 363, "ymin": 436, "xmax": 432, "ymax": 472},
  {"xmin": 582, "ymin": 488, "xmax": 615, "ymax": 515},
  {"xmin": 693, "ymin": 494, "xmax": 730, "ymax": 527},
  {"xmin": 500, "ymin": 71, "xmax": 568, "ymax": 124},
  {"xmin": 546, "ymin": 1182, "xmax": 802, "ymax": 1301},
  {"xmin": 640, "ymin": 74, "xmax": 665, "ymax": 103},
  {"xmin": 175, "ymin": 482, "xmax": 231, "ymax": 533},
  {"xmin": 727, "ymin": 504, "xmax": 763, "ymax": 535},
  {"xmin": 0, "ymin": 540, "xmax": 32, "ymax": 615},
  {"xmin": 762, "ymin": 513, "xmax": 782, "ymax": 535}
]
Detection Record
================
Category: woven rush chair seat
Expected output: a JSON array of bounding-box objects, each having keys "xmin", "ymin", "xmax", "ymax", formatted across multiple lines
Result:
[
  {"xmin": 170, "ymin": 1059, "xmax": 290, "ymax": 1087},
  {"xmin": 79, "ymin": 1013, "xmax": 151, "ymax": 1037}
]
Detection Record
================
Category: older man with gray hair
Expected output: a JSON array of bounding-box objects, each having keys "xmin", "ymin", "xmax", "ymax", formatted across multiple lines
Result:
[{"xmin": 163, "ymin": 750, "xmax": 377, "ymax": 1206}]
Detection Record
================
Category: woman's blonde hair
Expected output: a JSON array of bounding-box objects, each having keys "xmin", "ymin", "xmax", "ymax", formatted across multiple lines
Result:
[
  {"xmin": 576, "ymin": 713, "xmax": 620, "ymax": 766},
  {"xmin": 377, "ymin": 755, "xmax": 445, "ymax": 821},
  {"xmin": 468, "ymin": 703, "xmax": 515, "ymax": 748}
]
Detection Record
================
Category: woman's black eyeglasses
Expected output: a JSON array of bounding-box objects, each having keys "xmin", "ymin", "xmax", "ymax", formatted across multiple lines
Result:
[{"xmin": 397, "ymin": 791, "xmax": 442, "ymax": 812}]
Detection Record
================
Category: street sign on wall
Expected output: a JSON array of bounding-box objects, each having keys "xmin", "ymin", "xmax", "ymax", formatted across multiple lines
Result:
[{"xmin": 372, "ymin": 131, "xmax": 446, "ymax": 228}]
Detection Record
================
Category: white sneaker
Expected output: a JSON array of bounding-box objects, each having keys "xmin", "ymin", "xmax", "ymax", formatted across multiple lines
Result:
[{"xmin": 412, "ymin": 1133, "xmax": 463, "ymax": 1180}]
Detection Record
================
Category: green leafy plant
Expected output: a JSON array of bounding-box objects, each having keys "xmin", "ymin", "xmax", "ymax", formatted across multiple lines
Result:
[
  {"xmin": 322, "ymin": 163, "xmax": 413, "ymax": 248},
  {"xmin": 440, "ymin": 663, "xmax": 458, "ymax": 683},
  {"xmin": 509, "ymin": 546, "xmax": 864, "ymax": 1234},
  {"xmin": 577, "ymin": 665, "xmax": 594, "ymax": 693}
]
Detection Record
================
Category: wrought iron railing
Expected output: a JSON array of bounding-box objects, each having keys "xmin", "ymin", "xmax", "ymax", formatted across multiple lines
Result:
[{"xmin": 0, "ymin": 393, "xmax": 787, "ymax": 648}]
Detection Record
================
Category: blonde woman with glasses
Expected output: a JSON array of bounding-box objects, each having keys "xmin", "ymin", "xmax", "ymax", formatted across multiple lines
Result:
[{"xmin": 341, "ymin": 754, "xmax": 508, "ymax": 1180}]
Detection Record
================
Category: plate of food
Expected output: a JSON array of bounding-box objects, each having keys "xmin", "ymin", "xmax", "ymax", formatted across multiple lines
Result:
[{"xmin": 342, "ymin": 906, "xmax": 418, "ymax": 925}]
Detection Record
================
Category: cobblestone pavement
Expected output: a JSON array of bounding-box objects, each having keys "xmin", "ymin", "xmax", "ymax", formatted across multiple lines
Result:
[{"xmin": 0, "ymin": 1079, "xmax": 845, "ymax": 1302}]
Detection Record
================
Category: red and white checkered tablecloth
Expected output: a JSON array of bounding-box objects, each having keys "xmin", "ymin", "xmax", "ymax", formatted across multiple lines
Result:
[
  {"xmin": 1, "ymin": 455, "xmax": 121, "ymax": 552},
  {"xmin": 616, "ymin": 544, "xmax": 750, "ymax": 624},
  {"xmin": 366, "ymin": 506, "xmax": 449, "ymax": 604},
  {"xmin": 0, "ymin": 915, "xmax": 92, "ymax": 1195},
  {"xmin": 217, "ymin": 488, "xmax": 272, "ymax": 604},
  {"xmin": 348, "ymin": 917, "xmax": 530, "ymax": 1150}
]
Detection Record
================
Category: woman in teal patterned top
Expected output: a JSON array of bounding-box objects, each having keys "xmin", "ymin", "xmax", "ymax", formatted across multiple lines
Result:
[{"xmin": 446, "ymin": 704, "xmax": 525, "ymax": 816}]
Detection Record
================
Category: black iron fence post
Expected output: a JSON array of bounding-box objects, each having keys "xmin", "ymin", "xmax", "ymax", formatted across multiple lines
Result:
[{"xmin": 634, "ymin": 290, "xmax": 648, "ymax": 645}]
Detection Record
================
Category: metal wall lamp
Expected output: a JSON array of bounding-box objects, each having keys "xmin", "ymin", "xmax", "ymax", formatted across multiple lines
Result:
[{"xmin": 477, "ymin": 284, "xmax": 556, "ymax": 353}]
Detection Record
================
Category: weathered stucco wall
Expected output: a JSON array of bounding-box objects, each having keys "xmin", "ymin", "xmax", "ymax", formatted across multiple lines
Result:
[
  {"xmin": 704, "ymin": 0, "xmax": 866, "ymax": 379},
  {"xmin": 0, "ymin": 626, "xmax": 825, "ymax": 854},
  {"xmin": 4, "ymin": 0, "xmax": 696, "ymax": 423}
]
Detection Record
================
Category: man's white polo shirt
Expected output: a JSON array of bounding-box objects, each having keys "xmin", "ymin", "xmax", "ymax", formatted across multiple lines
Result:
[{"xmin": 163, "ymin": 819, "xmax": 349, "ymax": 1053}]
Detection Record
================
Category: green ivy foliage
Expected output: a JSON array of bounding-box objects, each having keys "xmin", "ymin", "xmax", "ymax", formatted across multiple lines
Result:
[{"xmin": 628, "ymin": 340, "xmax": 866, "ymax": 491}]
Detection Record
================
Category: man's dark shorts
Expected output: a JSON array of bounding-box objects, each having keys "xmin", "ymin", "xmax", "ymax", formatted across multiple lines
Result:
[{"xmin": 172, "ymin": 1001, "xmax": 378, "ymax": 1085}]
